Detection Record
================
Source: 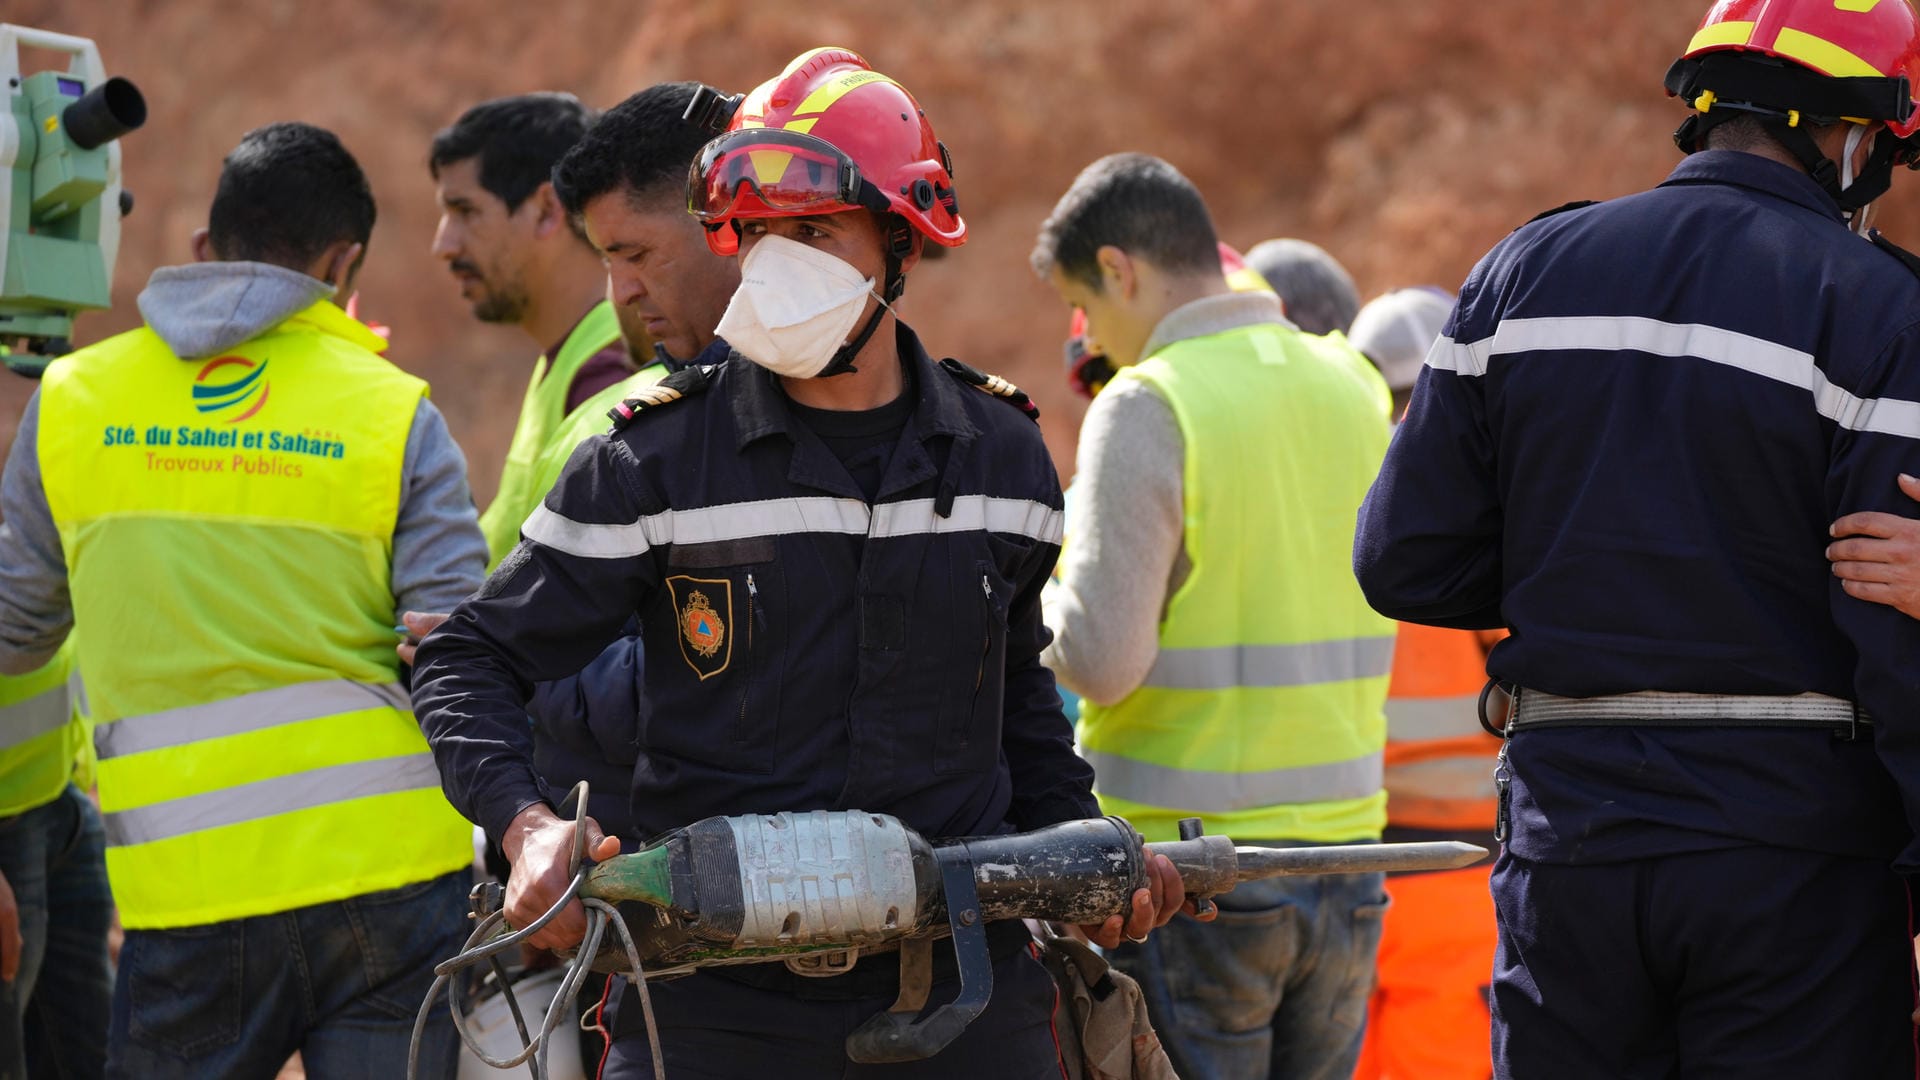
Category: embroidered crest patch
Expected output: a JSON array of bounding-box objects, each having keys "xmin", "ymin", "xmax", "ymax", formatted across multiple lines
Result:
[{"xmin": 667, "ymin": 576, "xmax": 732, "ymax": 680}]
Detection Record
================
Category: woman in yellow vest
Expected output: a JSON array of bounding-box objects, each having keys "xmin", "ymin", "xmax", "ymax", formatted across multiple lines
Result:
[{"xmin": 0, "ymin": 122, "xmax": 485, "ymax": 1079}]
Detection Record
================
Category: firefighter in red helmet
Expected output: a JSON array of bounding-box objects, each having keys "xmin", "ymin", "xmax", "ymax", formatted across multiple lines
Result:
[
  {"xmin": 412, "ymin": 48, "xmax": 1194, "ymax": 1080},
  {"xmin": 1353, "ymin": 0, "xmax": 1920, "ymax": 1075}
]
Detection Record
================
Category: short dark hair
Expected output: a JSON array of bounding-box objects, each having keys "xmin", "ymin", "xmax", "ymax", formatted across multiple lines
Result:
[
  {"xmin": 552, "ymin": 82, "xmax": 716, "ymax": 216},
  {"xmin": 1700, "ymin": 112, "xmax": 1848, "ymax": 154},
  {"xmin": 1031, "ymin": 153, "xmax": 1220, "ymax": 290},
  {"xmin": 208, "ymin": 122, "xmax": 376, "ymax": 268},
  {"xmin": 429, "ymin": 93, "xmax": 596, "ymax": 211},
  {"xmin": 1244, "ymin": 238, "xmax": 1359, "ymax": 336}
]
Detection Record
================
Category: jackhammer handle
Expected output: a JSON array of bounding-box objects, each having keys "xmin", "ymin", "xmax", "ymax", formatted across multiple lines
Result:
[{"xmin": 1155, "ymin": 837, "xmax": 1489, "ymax": 894}]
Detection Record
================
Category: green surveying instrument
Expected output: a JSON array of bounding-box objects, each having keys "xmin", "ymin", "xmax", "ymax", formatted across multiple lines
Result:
[{"xmin": 0, "ymin": 25, "xmax": 145, "ymax": 376}]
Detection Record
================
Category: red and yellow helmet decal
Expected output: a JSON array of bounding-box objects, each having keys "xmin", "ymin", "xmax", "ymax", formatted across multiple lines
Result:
[
  {"xmin": 702, "ymin": 48, "xmax": 964, "ymax": 255},
  {"xmin": 1685, "ymin": 0, "xmax": 1920, "ymax": 135}
]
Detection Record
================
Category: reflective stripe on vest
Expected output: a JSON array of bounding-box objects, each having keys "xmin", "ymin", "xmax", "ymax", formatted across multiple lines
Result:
[
  {"xmin": 1383, "ymin": 694, "xmax": 1486, "ymax": 743},
  {"xmin": 95, "ymin": 681, "xmax": 408, "ymax": 759},
  {"xmin": 0, "ymin": 645, "xmax": 82, "ymax": 817},
  {"xmin": 1078, "ymin": 322, "xmax": 1395, "ymax": 844},
  {"xmin": 101, "ymin": 752, "xmax": 441, "ymax": 847},
  {"xmin": 0, "ymin": 683, "xmax": 71, "ymax": 751},
  {"xmin": 38, "ymin": 302, "xmax": 473, "ymax": 927},
  {"xmin": 480, "ymin": 301, "xmax": 624, "ymax": 567},
  {"xmin": 1082, "ymin": 748, "xmax": 1384, "ymax": 814},
  {"xmin": 1144, "ymin": 637, "xmax": 1395, "ymax": 691},
  {"xmin": 527, "ymin": 363, "xmax": 669, "ymax": 500}
]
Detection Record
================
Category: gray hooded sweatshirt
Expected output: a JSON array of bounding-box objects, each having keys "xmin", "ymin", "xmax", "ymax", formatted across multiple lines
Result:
[{"xmin": 0, "ymin": 261, "xmax": 487, "ymax": 674}]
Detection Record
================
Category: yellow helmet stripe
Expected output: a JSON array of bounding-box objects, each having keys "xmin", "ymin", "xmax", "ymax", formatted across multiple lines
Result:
[
  {"xmin": 1688, "ymin": 19, "xmax": 1756, "ymax": 54},
  {"xmin": 1772, "ymin": 26, "xmax": 1884, "ymax": 77},
  {"xmin": 790, "ymin": 69, "xmax": 894, "ymax": 124}
]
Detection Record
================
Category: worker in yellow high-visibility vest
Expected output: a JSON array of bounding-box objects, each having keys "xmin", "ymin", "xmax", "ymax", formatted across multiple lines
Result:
[
  {"xmin": 0, "ymin": 627, "xmax": 108, "ymax": 1077},
  {"xmin": 1035, "ymin": 154, "xmax": 1394, "ymax": 1080},
  {"xmin": 428, "ymin": 93, "xmax": 651, "ymax": 571},
  {"xmin": 0, "ymin": 122, "xmax": 487, "ymax": 1078}
]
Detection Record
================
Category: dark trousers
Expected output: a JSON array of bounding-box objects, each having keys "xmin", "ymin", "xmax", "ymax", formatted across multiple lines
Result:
[
  {"xmin": 0, "ymin": 784, "xmax": 111, "ymax": 1080},
  {"xmin": 1492, "ymin": 847, "xmax": 1915, "ymax": 1079},
  {"xmin": 602, "ymin": 942, "xmax": 1064, "ymax": 1079},
  {"xmin": 105, "ymin": 868, "xmax": 471, "ymax": 1080}
]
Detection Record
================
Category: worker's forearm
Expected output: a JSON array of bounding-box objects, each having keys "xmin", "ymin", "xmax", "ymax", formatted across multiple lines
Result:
[
  {"xmin": 415, "ymin": 436, "xmax": 661, "ymax": 841},
  {"xmin": 0, "ymin": 393, "xmax": 72, "ymax": 674},
  {"xmin": 392, "ymin": 400, "xmax": 488, "ymax": 615},
  {"xmin": 1003, "ymin": 542, "xmax": 1098, "ymax": 830},
  {"xmin": 1353, "ymin": 370, "xmax": 1505, "ymax": 625},
  {"xmin": 1042, "ymin": 381, "xmax": 1186, "ymax": 706}
]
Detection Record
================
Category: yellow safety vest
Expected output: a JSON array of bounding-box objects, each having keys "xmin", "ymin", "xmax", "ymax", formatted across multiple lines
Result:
[
  {"xmin": 0, "ymin": 642, "xmax": 80, "ymax": 817},
  {"xmin": 479, "ymin": 301, "xmax": 625, "ymax": 567},
  {"xmin": 38, "ymin": 299, "xmax": 473, "ymax": 928},
  {"xmin": 1079, "ymin": 322, "xmax": 1396, "ymax": 843},
  {"xmin": 526, "ymin": 363, "xmax": 669, "ymax": 501}
]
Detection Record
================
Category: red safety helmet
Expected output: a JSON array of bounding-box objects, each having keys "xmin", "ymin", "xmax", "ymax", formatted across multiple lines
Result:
[
  {"xmin": 688, "ymin": 48, "xmax": 965, "ymax": 258},
  {"xmin": 1677, "ymin": 0, "xmax": 1920, "ymax": 138}
]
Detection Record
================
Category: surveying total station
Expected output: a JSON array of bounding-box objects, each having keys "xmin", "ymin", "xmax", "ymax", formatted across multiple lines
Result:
[{"xmin": 0, "ymin": 25, "xmax": 144, "ymax": 376}]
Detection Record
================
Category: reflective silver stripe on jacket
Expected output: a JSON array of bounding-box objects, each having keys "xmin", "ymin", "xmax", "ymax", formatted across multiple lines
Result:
[
  {"xmin": 1384, "ymin": 694, "xmax": 1487, "ymax": 743},
  {"xmin": 100, "ymin": 752, "xmax": 442, "ymax": 848},
  {"xmin": 1426, "ymin": 317, "xmax": 1920, "ymax": 440},
  {"xmin": 1141, "ymin": 637, "xmax": 1395, "ymax": 691},
  {"xmin": 1510, "ymin": 689, "xmax": 1862, "ymax": 728},
  {"xmin": 1083, "ymin": 749, "xmax": 1383, "ymax": 814},
  {"xmin": 523, "ymin": 494, "xmax": 1064, "ymax": 560},
  {"xmin": 0, "ymin": 684, "xmax": 71, "ymax": 752},
  {"xmin": 94, "ymin": 681, "xmax": 410, "ymax": 760}
]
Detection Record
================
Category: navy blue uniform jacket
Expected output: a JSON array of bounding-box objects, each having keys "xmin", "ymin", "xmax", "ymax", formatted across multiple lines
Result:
[
  {"xmin": 1353, "ymin": 152, "xmax": 1920, "ymax": 870},
  {"xmin": 413, "ymin": 326, "xmax": 1098, "ymax": 843}
]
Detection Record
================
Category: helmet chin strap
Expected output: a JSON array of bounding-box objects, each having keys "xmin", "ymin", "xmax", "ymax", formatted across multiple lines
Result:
[{"xmin": 815, "ymin": 218, "xmax": 914, "ymax": 380}]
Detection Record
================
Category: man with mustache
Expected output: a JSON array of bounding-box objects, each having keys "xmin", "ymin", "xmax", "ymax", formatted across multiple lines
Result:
[{"xmin": 428, "ymin": 93, "xmax": 646, "ymax": 569}]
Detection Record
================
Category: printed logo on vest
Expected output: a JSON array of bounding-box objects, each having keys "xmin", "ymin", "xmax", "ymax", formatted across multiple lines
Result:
[
  {"xmin": 193, "ymin": 357, "xmax": 272, "ymax": 423},
  {"xmin": 667, "ymin": 576, "xmax": 732, "ymax": 681}
]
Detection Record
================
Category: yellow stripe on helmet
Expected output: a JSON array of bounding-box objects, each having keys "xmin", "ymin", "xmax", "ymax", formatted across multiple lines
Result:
[
  {"xmin": 1771, "ymin": 27, "xmax": 1884, "ymax": 77},
  {"xmin": 1688, "ymin": 19, "xmax": 1756, "ymax": 54},
  {"xmin": 790, "ymin": 70, "xmax": 895, "ymax": 125}
]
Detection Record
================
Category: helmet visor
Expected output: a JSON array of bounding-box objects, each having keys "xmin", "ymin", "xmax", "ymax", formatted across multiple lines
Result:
[{"xmin": 689, "ymin": 128, "xmax": 879, "ymax": 223}]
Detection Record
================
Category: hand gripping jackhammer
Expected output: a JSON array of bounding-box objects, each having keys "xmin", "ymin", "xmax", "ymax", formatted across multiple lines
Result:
[{"xmin": 414, "ymin": 792, "xmax": 1485, "ymax": 1080}]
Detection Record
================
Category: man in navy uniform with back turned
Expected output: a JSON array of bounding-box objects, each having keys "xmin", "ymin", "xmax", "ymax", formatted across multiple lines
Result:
[{"xmin": 1354, "ymin": 2, "xmax": 1920, "ymax": 1076}]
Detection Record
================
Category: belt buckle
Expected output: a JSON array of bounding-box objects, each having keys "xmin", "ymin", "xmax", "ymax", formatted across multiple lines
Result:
[{"xmin": 785, "ymin": 947, "xmax": 860, "ymax": 978}]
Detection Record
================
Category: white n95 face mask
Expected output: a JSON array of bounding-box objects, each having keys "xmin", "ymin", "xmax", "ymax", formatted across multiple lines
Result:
[{"xmin": 716, "ymin": 234, "xmax": 878, "ymax": 379}]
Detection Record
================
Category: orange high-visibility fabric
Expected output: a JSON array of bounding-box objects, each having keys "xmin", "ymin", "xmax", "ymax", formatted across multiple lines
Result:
[
  {"xmin": 1382, "ymin": 625, "xmax": 1503, "ymax": 831},
  {"xmin": 1353, "ymin": 864, "xmax": 1496, "ymax": 1080}
]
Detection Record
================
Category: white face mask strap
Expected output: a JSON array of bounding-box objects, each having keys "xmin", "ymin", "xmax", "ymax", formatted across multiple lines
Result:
[{"xmin": 1842, "ymin": 123, "xmax": 1872, "ymax": 190}]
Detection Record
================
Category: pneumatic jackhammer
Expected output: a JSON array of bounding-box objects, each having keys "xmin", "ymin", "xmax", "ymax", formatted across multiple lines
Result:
[{"xmin": 413, "ymin": 790, "xmax": 1486, "ymax": 1080}]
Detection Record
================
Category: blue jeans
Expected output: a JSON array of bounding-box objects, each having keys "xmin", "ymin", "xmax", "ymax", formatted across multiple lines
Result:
[
  {"xmin": 106, "ymin": 868, "xmax": 471, "ymax": 1080},
  {"xmin": 0, "ymin": 783, "xmax": 112, "ymax": 1080},
  {"xmin": 1109, "ymin": 851, "xmax": 1388, "ymax": 1080}
]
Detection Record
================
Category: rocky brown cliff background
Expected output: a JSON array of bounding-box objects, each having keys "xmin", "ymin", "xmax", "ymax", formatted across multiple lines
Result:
[{"xmin": 10, "ymin": 0, "xmax": 1920, "ymax": 491}]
